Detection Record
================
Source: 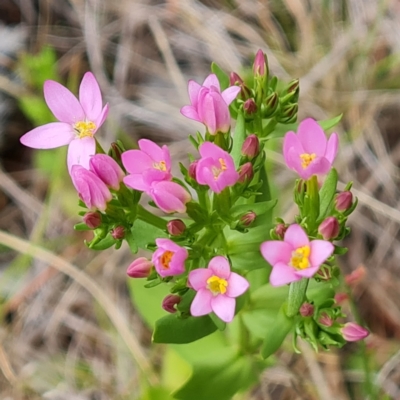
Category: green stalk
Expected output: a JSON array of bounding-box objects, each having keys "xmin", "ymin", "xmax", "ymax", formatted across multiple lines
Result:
[
  {"xmin": 286, "ymin": 278, "xmax": 309, "ymax": 317},
  {"xmin": 137, "ymin": 205, "xmax": 167, "ymax": 230}
]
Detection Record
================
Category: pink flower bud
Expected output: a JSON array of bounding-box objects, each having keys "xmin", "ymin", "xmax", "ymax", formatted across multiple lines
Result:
[
  {"xmin": 229, "ymin": 72, "xmax": 251, "ymax": 99},
  {"xmin": 243, "ymin": 98, "xmax": 257, "ymax": 115},
  {"xmin": 188, "ymin": 160, "xmax": 198, "ymax": 180},
  {"xmin": 241, "ymin": 134, "xmax": 259, "ymax": 159},
  {"xmin": 319, "ymin": 312, "xmax": 333, "ymax": 327},
  {"xmin": 318, "ymin": 217, "xmax": 340, "ymax": 240},
  {"xmin": 111, "ymin": 226, "xmax": 125, "ymax": 240},
  {"xmin": 149, "ymin": 181, "xmax": 191, "ymax": 214},
  {"xmin": 83, "ymin": 212, "xmax": 102, "ymax": 229},
  {"xmin": 90, "ymin": 154, "xmax": 125, "ymax": 190},
  {"xmin": 336, "ymin": 191, "xmax": 353, "ymax": 212},
  {"xmin": 253, "ymin": 49, "xmax": 267, "ymax": 77},
  {"xmin": 238, "ymin": 162, "xmax": 253, "ymax": 183},
  {"xmin": 162, "ymin": 294, "xmax": 181, "ymax": 313},
  {"xmin": 240, "ymin": 211, "xmax": 256, "ymax": 227},
  {"xmin": 341, "ymin": 322, "xmax": 369, "ymax": 342},
  {"xmin": 334, "ymin": 292, "xmax": 349, "ymax": 304},
  {"xmin": 167, "ymin": 219, "xmax": 186, "ymax": 236},
  {"xmin": 300, "ymin": 302, "xmax": 314, "ymax": 317},
  {"xmin": 275, "ymin": 223, "xmax": 287, "ymax": 239},
  {"xmin": 127, "ymin": 257, "xmax": 153, "ymax": 278},
  {"xmin": 345, "ymin": 265, "xmax": 366, "ymax": 286}
]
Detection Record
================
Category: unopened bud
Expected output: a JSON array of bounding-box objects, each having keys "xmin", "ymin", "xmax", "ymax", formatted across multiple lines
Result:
[
  {"xmin": 83, "ymin": 212, "xmax": 102, "ymax": 229},
  {"xmin": 263, "ymin": 92, "xmax": 279, "ymax": 118},
  {"xmin": 319, "ymin": 312, "xmax": 333, "ymax": 327},
  {"xmin": 318, "ymin": 217, "xmax": 340, "ymax": 240},
  {"xmin": 127, "ymin": 257, "xmax": 153, "ymax": 278},
  {"xmin": 300, "ymin": 302, "xmax": 314, "ymax": 317},
  {"xmin": 167, "ymin": 219, "xmax": 186, "ymax": 236},
  {"xmin": 111, "ymin": 226, "xmax": 125, "ymax": 240},
  {"xmin": 189, "ymin": 160, "xmax": 198, "ymax": 180},
  {"xmin": 334, "ymin": 292, "xmax": 349, "ymax": 304},
  {"xmin": 341, "ymin": 322, "xmax": 369, "ymax": 342},
  {"xmin": 275, "ymin": 223, "xmax": 287, "ymax": 239},
  {"xmin": 238, "ymin": 162, "xmax": 253, "ymax": 183},
  {"xmin": 243, "ymin": 98, "xmax": 257, "ymax": 115},
  {"xmin": 90, "ymin": 154, "xmax": 125, "ymax": 190},
  {"xmin": 229, "ymin": 72, "xmax": 251, "ymax": 99},
  {"xmin": 240, "ymin": 211, "xmax": 256, "ymax": 227},
  {"xmin": 280, "ymin": 79, "xmax": 300, "ymax": 104},
  {"xmin": 253, "ymin": 49, "xmax": 267, "ymax": 78},
  {"xmin": 241, "ymin": 134, "xmax": 259, "ymax": 159},
  {"xmin": 162, "ymin": 294, "xmax": 181, "ymax": 313},
  {"xmin": 110, "ymin": 142, "xmax": 123, "ymax": 163},
  {"xmin": 345, "ymin": 265, "xmax": 366, "ymax": 286},
  {"xmin": 278, "ymin": 103, "xmax": 298, "ymax": 123},
  {"xmin": 336, "ymin": 191, "xmax": 353, "ymax": 212}
]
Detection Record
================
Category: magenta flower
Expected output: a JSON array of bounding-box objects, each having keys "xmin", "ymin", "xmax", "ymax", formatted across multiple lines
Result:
[
  {"xmin": 70, "ymin": 165, "xmax": 112, "ymax": 211},
  {"xmin": 283, "ymin": 118, "xmax": 338, "ymax": 180},
  {"xmin": 188, "ymin": 256, "xmax": 249, "ymax": 323},
  {"xmin": 196, "ymin": 142, "xmax": 239, "ymax": 193},
  {"xmin": 260, "ymin": 224, "xmax": 334, "ymax": 286},
  {"xmin": 149, "ymin": 181, "xmax": 191, "ymax": 214},
  {"xmin": 152, "ymin": 238, "xmax": 188, "ymax": 278},
  {"xmin": 180, "ymin": 74, "xmax": 240, "ymax": 135},
  {"xmin": 20, "ymin": 72, "xmax": 109, "ymax": 172},
  {"xmin": 341, "ymin": 322, "xmax": 369, "ymax": 342},
  {"xmin": 122, "ymin": 139, "xmax": 172, "ymax": 192},
  {"xmin": 90, "ymin": 154, "xmax": 125, "ymax": 190}
]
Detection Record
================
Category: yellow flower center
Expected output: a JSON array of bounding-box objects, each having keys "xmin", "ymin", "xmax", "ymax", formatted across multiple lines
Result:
[
  {"xmin": 207, "ymin": 275, "xmax": 228, "ymax": 295},
  {"xmin": 160, "ymin": 250, "xmax": 174, "ymax": 269},
  {"xmin": 290, "ymin": 245, "xmax": 311, "ymax": 270},
  {"xmin": 74, "ymin": 121, "xmax": 97, "ymax": 139},
  {"xmin": 300, "ymin": 153, "xmax": 316, "ymax": 169},
  {"xmin": 153, "ymin": 161, "xmax": 167, "ymax": 171},
  {"xmin": 212, "ymin": 158, "xmax": 227, "ymax": 180}
]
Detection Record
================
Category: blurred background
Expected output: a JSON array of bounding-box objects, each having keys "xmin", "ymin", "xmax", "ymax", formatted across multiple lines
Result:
[{"xmin": 1, "ymin": 0, "xmax": 400, "ymax": 399}]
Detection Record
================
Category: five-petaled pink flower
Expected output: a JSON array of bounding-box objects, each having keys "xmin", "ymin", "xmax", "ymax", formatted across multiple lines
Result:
[
  {"xmin": 20, "ymin": 72, "xmax": 109, "ymax": 172},
  {"xmin": 152, "ymin": 238, "xmax": 188, "ymax": 278},
  {"xmin": 122, "ymin": 139, "xmax": 172, "ymax": 192},
  {"xmin": 188, "ymin": 256, "xmax": 249, "ymax": 323},
  {"xmin": 260, "ymin": 224, "xmax": 334, "ymax": 286},
  {"xmin": 180, "ymin": 74, "xmax": 240, "ymax": 135},
  {"xmin": 283, "ymin": 118, "xmax": 338, "ymax": 180},
  {"xmin": 196, "ymin": 142, "xmax": 239, "ymax": 193}
]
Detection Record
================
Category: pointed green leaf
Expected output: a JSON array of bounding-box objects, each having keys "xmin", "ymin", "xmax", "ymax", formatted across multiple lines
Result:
[
  {"xmin": 211, "ymin": 62, "xmax": 229, "ymax": 90},
  {"xmin": 230, "ymin": 111, "xmax": 246, "ymax": 167},
  {"xmin": 318, "ymin": 168, "xmax": 338, "ymax": 220}
]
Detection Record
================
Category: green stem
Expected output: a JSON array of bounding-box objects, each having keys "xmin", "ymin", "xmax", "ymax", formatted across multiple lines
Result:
[
  {"xmin": 286, "ymin": 278, "xmax": 309, "ymax": 317},
  {"xmin": 137, "ymin": 205, "xmax": 167, "ymax": 230}
]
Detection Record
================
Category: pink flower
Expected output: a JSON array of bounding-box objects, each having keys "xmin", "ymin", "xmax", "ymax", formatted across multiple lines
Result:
[
  {"xmin": 149, "ymin": 181, "xmax": 191, "ymax": 214},
  {"xmin": 152, "ymin": 238, "xmax": 188, "ymax": 278},
  {"xmin": 20, "ymin": 72, "xmax": 109, "ymax": 172},
  {"xmin": 180, "ymin": 74, "xmax": 240, "ymax": 135},
  {"xmin": 70, "ymin": 165, "xmax": 112, "ymax": 211},
  {"xmin": 122, "ymin": 139, "xmax": 172, "ymax": 192},
  {"xmin": 90, "ymin": 154, "xmax": 125, "ymax": 190},
  {"xmin": 188, "ymin": 256, "xmax": 249, "ymax": 323},
  {"xmin": 283, "ymin": 118, "xmax": 338, "ymax": 180},
  {"xmin": 196, "ymin": 142, "xmax": 239, "ymax": 193},
  {"xmin": 260, "ymin": 224, "xmax": 334, "ymax": 286},
  {"xmin": 127, "ymin": 257, "xmax": 153, "ymax": 278},
  {"xmin": 341, "ymin": 322, "xmax": 369, "ymax": 342}
]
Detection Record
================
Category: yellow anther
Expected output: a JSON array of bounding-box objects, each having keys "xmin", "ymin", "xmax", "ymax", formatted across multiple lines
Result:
[
  {"xmin": 74, "ymin": 121, "xmax": 96, "ymax": 139},
  {"xmin": 290, "ymin": 245, "xmax": 311, "ymax": 270},
  {"xmin": 300, "ymin": 153, "xmax": 316, "ymax": 169},
  {"xmin": 207, "ymin": 275, "xmax": 228, "ymax": 295},
  {"xmin": 153, "ymin": 161, "xmax": 167, "ymax": 171},
  {"xmin": 219, "ymin": 158, "xmax": 227, "ymax": 170}
]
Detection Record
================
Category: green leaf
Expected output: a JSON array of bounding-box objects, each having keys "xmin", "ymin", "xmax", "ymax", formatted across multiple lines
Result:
[
  {"xmin": 87, "ymin": 233, "xmax": 116, "ymax": 250},
  {"xmin": 211, "ymin": 62, "xmax": 229, "ymax": 90},
  {"xmin": 242, "ymin": 309, "xmax": 279, "ymax": 339},
  {"xmin": 230, "ymin": 199, "xmax": 277, "ymax": 219},
  {"xmin": 230, "ymin": 112, "xmax": 246, "ymax": 168},
  {"xmin": 318, "ymin": 168, "xmax": 338, "ymax": 220},
  {"xmin": 229, "ymin": 249, "xmax": 270, "ymax": 271},
  {"xmin": 319, "ymin": 114, "xmax": 343, "ymax": 130},
  {"xmin": 142, "ymin": 386, "xmax": 175, "ymax": 400},
  {"xmin": 131, "ymin": 219, "xmax": 167, "ymax": 249},
  {"xmin": 74, "ymin": 222, "xmax": 91, "ymax": 231},
  {"xmin": 251, "ymin": 283, "xmax": 288, "ymax": 310},
  {"xmin": 153, "ymin": 314, "xmax": 217, "ymax": 344},
  {"xmin": 125, "ymin": 230, "xmax": 138, "ymax": 254}
]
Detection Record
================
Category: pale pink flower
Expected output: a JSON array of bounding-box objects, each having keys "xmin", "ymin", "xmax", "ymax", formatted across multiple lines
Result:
[
  {"xmin": 70, "ymin": 165, "xmax": 112, "ymax": 211},
  {"xmin": 180, "ymin": 74, "xmax": 240, "ymax": 135},
  {"xmin": 20, "ymin": 72, "xmax": 109, "ymax": 172},
  {"xmin": 260, "ymin": 224, "xmax": 334, "ymax": 286},
  {"xmin": 283, "ymin": 118, "xmax": 338, "ymax": 180},
  {"xmin": 149, "ymin": 181, "xmax": 191, "ymax": 214},
  {"xmin": 341, "ymin": 322, "xmax": 369, "ymax": 342},
  {"xmin": 90, "ymin": 154, "xmax": 124, "ymax": 190},
  {"xmin": 188, "ymin": 256, "xmax": 249, "ymax": 323},
  {"xmin": 122, "ymin": 139, "xmax": 172, "ymax": 192},
  {"xmin": 196, "ymin": 142, "xmax": 239, "ymax": 193},
  {"xmin": 152, "ymin": 238, "xmax": 188, "ymax": 278}
]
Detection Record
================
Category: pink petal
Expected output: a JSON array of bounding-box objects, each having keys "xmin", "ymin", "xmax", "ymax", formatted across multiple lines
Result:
[
  {"xmin": 187, "ymin": 80, "xmax": 201, "ymax": 107},
  {"xmin": 94, "ymin": 104, "xmax": 109, "ymax": 130},
  {"xmin": 208, "ymin": 256, "xmax": 230, "ymax": 279},
  {"xmin": 199, "ymin": 93, "xmax": 217, "ymax": 134},
  {"xmin": 199, "ymin": 141, "xmax": 226, "ymax": 159},
  {"xmin": 309, "ymin": 240, "xmax": 334, "ymax": 268},
  {"xmin": 209, "ymin": 90, "xmax": 230, "ymax": 133},
  {"xmin": 44, "ymin": 80, "xmax": 85, "ymax": 124},
  {"xmin": 121, "ymin": 150, "xmax": 153, "ymax": 174},
  {"xmin": 286, "ymin": 146, "xmax": 305, "ymax": 177},
  {"xmin": 151, "ymin": 181, "xmax": 190, "ymax": 213},
  {"xmin": 190, "ymin": 289, "xmax": 213, "ymax": 316},
  {"xmin": 180, "ymin": 105, "xmax": 201, "ymax": 122},
  {"xmin": 283, "ymin": 131, "xmax": 303, "ymax": 166},
  {"xmin": 325, "ymin": 133, "xmax": 339, "ymax": 164},
  {"xmin": 303, "ymin": 157, "xmax": 331, "ymax": 179},
  {"xmin": 284, "ymin": 224, "xmax": 309, "ymax": 249},
  {"xmin": 221, "ymin": 86, "xmax": 240, "ymax": 105},
  {"xmin": 297, "ymin": 118, "xmax": 327, "ymax": 156},
  {"xmin": 139, "ymin": 139, "xmax": 165, "ymax": 162},
  {"xmin": 294, "ymin": 265, "xmax": 320, "ymax": 279},
  {"xmin": 162, "ymin": 145, "xmax": 171, "ymax": 170},
  {"xmin": 188, "ymin": 268, "xmax": 213, "ymax": 290},
  {"xmin": 123, "ymin": 174, "xmax": 148, "ymax": 191},
  {"xmin": 142, "ymin": 169, "xmax": 171, "ymax": 187},
  {"xmin": 20, "ymin": 122, "xmax": 74, "ymax": 149},
  {"xmin": 211, "ymin": 295, "xmax": 235, "ymax": 322},
  {"xmin": 260, "ymin": 241, "xmax": 292, "ymax": 266},
  {"xmin": 226, "ymin": 272, "xmax": 249, "ymax": 297},
  {"xmin": 67, "ymin": 137, "xmax": 96, "ymax": 172},
  {"xmin": 269, "ymin": 262, "xmax": 299, "ymax": 286},
  {"xmin": 79, "ymin": 72, "xmax": 103, "ymax": 121},
  {"xmin": 202, "ymin": 74, "xmax": 220, "ymax": 91}
]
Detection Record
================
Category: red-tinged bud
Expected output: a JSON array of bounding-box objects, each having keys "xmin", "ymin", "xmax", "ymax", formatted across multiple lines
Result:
[
  {"xmin": 162, "ymin": 294, "xmax": 181, "ymax": 313},
  {"xmin": 334, "ymin": 292, "xmax": 349, "ymax": 304},
  {"xmin": 241, "ymin": 134, "xmax": 260, "ymax": 159},
  {"xmin": 189, "ymin": 160, "xmax": 198, "ymax": 180},
  {"xmin": 318, "ymin": 217, "xmax": 340, "ymax": 240},
  {"xmin": 243, "ymin": 98, "xmax": 257, "ymax": 115},
  {"xmin": 336, "ymin": 191, "xmax": 353, "ymax": 212},
  {"xmin": 229, "ymin": 72, "xmax": 251, "ymax": 99},
  {"xmin": 341, "ymin": 322, "xmax": 369, "ymax": 342},
  {"xmin": 275, "ymin": 223, "xmax": 287, "ymax": 239},
  {"xmin": 110, "ymin": 142, "xmax": 123, "ymax": 162},
  {"xmin": 319, "ymin": 312, "xmax": 333, "ymax": 327},
  {"xmin": 300, "ymin": 302, "xmax": 314, "ymax": 317},
  {"xmin": 253, "ymin": 49, "xmax": 267, "ymax": 77},
  {"xmin": 83, "ymin": 212, "xmax": 102, "ymax": 229},
  {"xmin": 278, "ymin": 103, "xmax": 298, "ymax": 123},
  {"xmin": 167, "ymin": 219, "xmax": 186, "ymax": 236},
  {"xmin": 263, "ymin": 92, "xmax": 279, "ymax": 118},
  {"xmin": 238, "ymin": 162, "xmax": 253, "ymax": 183},
  {"xmin": 111, "ymin": 226, "xmax": 125, "ymax": 240},
  {"xmin": 240, "ymin": 211, "xmax": 256, "ymax": 227},
  {"xmin": 345, "ymin": 265, "xmax": 366, "ymax": 286},
  {"xmin": 127, "ymin": 257, "xmax": 153, "ymax": 278}
]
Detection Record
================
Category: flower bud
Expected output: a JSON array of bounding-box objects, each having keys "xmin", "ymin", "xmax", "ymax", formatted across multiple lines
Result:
[
  {"xmin": 278, "ymin": 103, "xmax": 298, "ymax": 123},
  {"xmin": 111, "ymin": 226, "xmax": 125, "ymax": 240},
  {"xmin": 83, "ymin": 212, "xmax": 102, "ymax": 229},
  {"xmin": 229, "ymin": 72, "xmax": 251, "ymax": 99},
  {"xmin": 263, "ymin": 92, "xmax": 279, "ymax": 118},
  {"xmin": 318, "ymin": 217, "xmax": 340, "ymax": 240},
  {"xmin": 345, "ymin": 265, "xmax": 366, "ymax": 286},
  {"xmin": 319, "ymin": 312, "xmax": 333, "ymax": 327},
  {"xmin": 167, "ymin": 219, "xmax": 186, "ymax": 236},
  {"xmin": 162, "ymin": 294, "xmax": 181, "ymax": 313},
  {"xmin": 90, "ymin": 154, "xmax": 125, "ymax": 191},
  {"xmin": 300, "ymin": 302, "xmax": 314, "ymax": 317},
  {"xmin": 334, "ymin": 292, "xmax": 349, "ymax": 304},
  {"xmin": 127, "ymin": 257, "xmax": 153, "ymax": 278},
  {"xmin": 238, "ymin": 162, "xmax": 253, "ymax": 183},
  {"xmin": 240, "ymin": 211, "xmax": 256, "ymax": 227},
  {"xmin": 110, "ymin": 142, "xmax": 123, "ymax": 163},
  {"xmin": 341, "ymin": 322, "xmax": 369, "ymax": 342},
  {"xmin": 243, "ymin": 98, "xmax": 257, "ymax": 115},
  {"xmin": 275, "ymin": 223, "xmax": 287, "ymax": 239},
  {"xmin": 188, "ymin": 160, "xmax": 198, "ymax": 180},
  {"xmin": 336, "ymin": 191, "xmax": 353, "ymax": 212},
  {"xmin": 241, "ymin": 134, "xmax": 260, "ymax": 159},
  {"xmin": 253, "ymin": 49, "xmax": 267, "ymax": 77}
]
